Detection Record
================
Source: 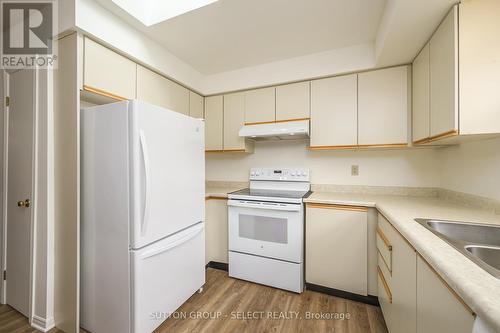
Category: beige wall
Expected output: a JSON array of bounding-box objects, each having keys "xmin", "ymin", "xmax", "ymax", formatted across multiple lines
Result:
[
  {"xmin": 439, "ymin": 137, "xmax": 500, "ymax": 201},
  {"xmin": 206, "ymin": 140, "xmax": 441, "ymax": 187}
]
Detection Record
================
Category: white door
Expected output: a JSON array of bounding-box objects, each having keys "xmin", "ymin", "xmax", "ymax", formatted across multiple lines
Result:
[
  {"xmin": 6, "ymin": 70, "xmax": 36, "ymax": 316},
  {"xmin": 131, "ymin": 222, "xmax": 205, "ymax": 333},
  {"xmin": 227, "ymin": 200, "xmax": 303, "ymax": 263},
  {"xmin": 130, "ymin": 100, "xmax": 205, "ymax": 249}
]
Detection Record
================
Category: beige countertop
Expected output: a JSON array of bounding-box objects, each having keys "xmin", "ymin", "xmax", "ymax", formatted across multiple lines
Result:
[
  {"xmin": 205, "ymin": 185, "xmax": 244, "ymax": 199},
  {"xmin": 305, "ymin": 192, "xmax": 500, "ymax": 331}
]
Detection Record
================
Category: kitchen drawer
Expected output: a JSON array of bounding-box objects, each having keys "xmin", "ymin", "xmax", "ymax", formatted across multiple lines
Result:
[
  {"xmin": 378, "ymin": 265, "xmax": 393, "ymax": 305},
  {"xmin": 378, "ymin": 252, "xmax": 392, "ymax": 289},
  {"xmin": 376, "ymin": 226, "xmax": 392, "ymax": 272}
]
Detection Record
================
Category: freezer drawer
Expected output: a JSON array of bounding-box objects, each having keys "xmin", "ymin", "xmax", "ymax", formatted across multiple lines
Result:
[{"xmin": 131, "ymin": 223, "xmax": 205, "ymax": 333}]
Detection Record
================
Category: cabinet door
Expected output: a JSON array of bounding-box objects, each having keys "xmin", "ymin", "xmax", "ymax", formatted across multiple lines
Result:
[
  {"xmin": 310, "ymin": 75, "xmax": 357, "ymax": 148},
  {"xmin": 276, "ymin": 81, "xmax": 310, "ymax": 121},
  {"xmin": 459, "ymin": 1, "xmax": 500, "ymax": 135},
  {"xmin": 205, "ymin": 199, "xmax": 228, "ymax": 265},
  {"xmin": 83, "ymin": 37, "xmax": 136, "ymax": 100},
  {"xmin": 136, "ymin": 66, "xmax": 190, "ymax": 114},
  {"xmin": 429, "ymin": 6, "xmax": 458, "ymax": 137},
  {"xmin": 166, "ymin": 80, "xmax": 190, "ymax": 115},
  {"xmin": 189, "ymin": 91, "xmax": 204, "ymax": 119},
  {"xmin": 306, "ymin": 204, "xmax": 367, "ymax": 295},
  {"xmin": 416, "ymin": 256, "xmax": 474, "ymax": 333},
  {"xmin": 244, "ymin": 87, "xmax": 275, "ymax": 124},
  {"xmin": 413, "ymin": 44, "xmax": 431, "ymax": 142},
  {"xmin": 358, "ymin": 66, "xmax": 409, "ymax": 146},
  {"xmin": 205, "ymin": 96, "xmax": 224, "ymax": 151},
  {"xmin": 377, "ymin": 214, "xmax": 417, "ymax": 333},
  {"xmin": 223, "ymin": 92, "xmax": 246, "ymax": 150}
]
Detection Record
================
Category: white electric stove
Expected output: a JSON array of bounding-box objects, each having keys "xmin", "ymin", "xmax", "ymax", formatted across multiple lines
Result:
[{"xmin": 227, "ymin": 168, "xmax": 311, "ymax": 293}]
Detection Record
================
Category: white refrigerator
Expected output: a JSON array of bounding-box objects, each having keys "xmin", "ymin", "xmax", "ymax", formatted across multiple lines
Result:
[{"xmin": 80, "ymin": 100, "xmax": 205, "ymax": 333}]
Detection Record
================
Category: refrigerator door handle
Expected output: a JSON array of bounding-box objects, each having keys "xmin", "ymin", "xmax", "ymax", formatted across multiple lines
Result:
[
  {"xmin": 139, "ymin": 224, "xmax": 204, "ymax": 259},
  {"xmin": 139, "ymin": 130, "xmax": 151, "ymax": 236}
]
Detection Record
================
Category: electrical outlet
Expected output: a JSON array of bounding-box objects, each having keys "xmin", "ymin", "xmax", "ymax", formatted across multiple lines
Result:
[{"xmin": 351, "ymin": 165, "xmax": 359, "ymax": 176}]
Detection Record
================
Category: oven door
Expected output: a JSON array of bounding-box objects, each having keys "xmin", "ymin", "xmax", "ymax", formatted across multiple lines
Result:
[{"xmin": 228, "ymin": 199, "xmax": 303, "ymax": 263}]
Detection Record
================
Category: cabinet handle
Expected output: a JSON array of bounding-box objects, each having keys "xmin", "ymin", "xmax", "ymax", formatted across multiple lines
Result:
[
  {"xmin": 305, "ymin": 203, "xmax": 368, "ymax": 212},
  {"xmin": 377, "ymin": 227, "xmax": 392, "ymax": 251},
  {"xmin": 377, "ymin": 266, "xmax": 392, "ymax": 304}
]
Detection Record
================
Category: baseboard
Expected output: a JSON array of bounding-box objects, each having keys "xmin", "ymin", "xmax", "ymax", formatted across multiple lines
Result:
[
  {"xmin": 306, "ymin": 283, "xmax": 379, "ymax": 306},
  {"xmin": 206, "ymin": 261, "xmax": 228, "ymax": 271},
  {"xmin": 31, "ymin": 315, "xmax": 55, "ymax": 332}
]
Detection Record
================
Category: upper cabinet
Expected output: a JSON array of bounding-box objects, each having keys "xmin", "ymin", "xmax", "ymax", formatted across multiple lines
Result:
[
  {"xmin": 83, "ymin": 37, "xmax": 136, "ymax": 100},
  {"xmin": 83, "ymin": 38, "xmax": 201, "ymax": 118},
  {"xmin": 205, "ymin": 94, "xmax": 253, "ymax": 153},
  {"xmin": 413, "ymin": 44, "xmax": 431, "ymax": 142},
  {"xmin": 309, "ymin": 66, "xmax": 409, "ymax": 150},
  {"xmin": 310, "ymin": 74, "xmax": 358, "ymax": 149},
  {"xmin": 244, "ymin": 87, "xmax": 275, "ymax": 124},
  {"xmin": 413, "ymin": 2, "xmax": 500, "ymax": 145},
  {"xmin": 136, "ymin": 66, "xmax": 189, "ymax": 115},
  {"xmin": 276, "ymin": 82, "xmax": 310, "ymax": 121},
  {"xmin": 205, "ymin": 96, "xmax": 224, "ymax": 151},
  {"xmin": 429, "ymin": 6, "xmax": 458, "ymax": 139},
  {"xmin": 189, "ymin": 91, "xmax": 204, "ymax": 119},
  {"xmin": 224, "ymin": 93, "xmax": 253, "ymax": 152},
  {"xmin": 358, "ymin": 66, "xmax": 409, "ymax": 147}
]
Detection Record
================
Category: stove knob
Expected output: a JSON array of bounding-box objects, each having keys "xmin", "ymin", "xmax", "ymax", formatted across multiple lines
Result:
[{"xmin": 301, "ymin": 172, "xmax": 307, "ymax": 176}]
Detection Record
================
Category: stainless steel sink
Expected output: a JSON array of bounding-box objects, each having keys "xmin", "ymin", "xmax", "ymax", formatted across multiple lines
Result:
[
  {"xmin": 416, "ymin": 218, "xmax": 500, "ymax": 278},
  {"xmin": 465, "ymin": 245, "xmax": 500, "ymax": 271}
]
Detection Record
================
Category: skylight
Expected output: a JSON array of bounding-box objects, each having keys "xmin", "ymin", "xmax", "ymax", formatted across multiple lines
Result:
[{"xmin": 112, "ymin": 0, "xmax": 219, "ymax": 26}]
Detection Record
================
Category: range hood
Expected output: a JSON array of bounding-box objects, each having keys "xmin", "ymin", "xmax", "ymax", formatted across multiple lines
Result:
[{"xmin": 239, "ymin": 120, "xmax": 310, "ymax": 141}]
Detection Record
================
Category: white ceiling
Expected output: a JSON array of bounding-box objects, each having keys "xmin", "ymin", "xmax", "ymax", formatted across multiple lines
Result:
[{"xmin": 96, "ymin": 0, "xmax": 386, "ymax": 74}]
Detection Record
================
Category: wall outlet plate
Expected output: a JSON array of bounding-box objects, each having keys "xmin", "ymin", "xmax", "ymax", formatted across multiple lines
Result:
[{"xmin": 351, "ymin": 165, "xmax": 359, "ymax": 176}]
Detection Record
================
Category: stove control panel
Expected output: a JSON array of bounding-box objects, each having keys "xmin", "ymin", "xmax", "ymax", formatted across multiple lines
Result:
[{"xmin": 249, "ymin": 168, "xmax": 310, "ymax": 181}]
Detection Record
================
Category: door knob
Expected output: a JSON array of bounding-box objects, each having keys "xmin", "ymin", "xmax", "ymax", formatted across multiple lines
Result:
[{"xmin": 17, "ymin": 199, "xmax": 30, "ymax": 208}]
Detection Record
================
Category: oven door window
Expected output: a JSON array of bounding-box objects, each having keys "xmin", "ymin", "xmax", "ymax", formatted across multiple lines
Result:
[{"xmin": 238, "ymin": 214, "xmax": 288, "ymax": 244}]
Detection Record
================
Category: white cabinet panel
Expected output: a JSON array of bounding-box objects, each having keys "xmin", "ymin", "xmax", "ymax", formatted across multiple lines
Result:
[
  {"xmin": 223, "ymin": 92, "xmax": 246, "ymax": 150},
  {"xmin": 189, "ymin": 91, "xmax": 204, "ymax": 119},
  {"xmin": 244, "ymin": 87, "xmax": 275, "ymax": 124},
  {"xmin": 310, "ymin": 74, "xmax": 357, "ymax": 148},
  {"xmin": 416, "ymin": 255, "xmax": 474, "ymax": 333},
  {"xmin": 306, "ymin": 204, "xmax": 367, "ymax": 296},
  {"xmin": 429, "ymin": 6, "xmax": 458, "ymax": 137},
  {"xmin": 276, "ymin": 81, "xmax": 310, "ymax": 121},
  {"xmin": 459, "ymin": 0, "xmax": 500, "ymax": 135},
  {"xmin": 83, "ymin": 37, "xmax": 136, "ymax": 100},
  {"xmin": 136, "ymin": 66, "xmax": 189, "ymax": 115},
  {"xmin": 205, "ymin": 199, "xmax": 228, "ymax": 264},
  {"xmin": 358, "ymin": 66, "xmax": 409, "ymax": 146},
  {"xmin": 413, "ymin": 44, "xmax": 431, "ymax": 142},
  {"xmin": 205, "ymin": 96, "xmax": 223, "ymax": 151}
]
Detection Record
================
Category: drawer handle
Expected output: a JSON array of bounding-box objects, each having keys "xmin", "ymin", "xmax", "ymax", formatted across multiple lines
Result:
[
  {"xmin": 377, "ymin": 227, "xmax": 392, "ymax": 251},
  {"xmin": 377, "ymin": 266, "xmax": 392, "ymax": 304}
]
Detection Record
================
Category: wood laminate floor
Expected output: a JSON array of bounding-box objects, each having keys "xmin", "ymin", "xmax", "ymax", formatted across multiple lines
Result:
[
  {"xmin": 156, "ymin": 268, "xmax": 388, "ymax": 333},
  {"xmin": 0, "ymin": 268, "xmax": 387, "ymax": 333}
]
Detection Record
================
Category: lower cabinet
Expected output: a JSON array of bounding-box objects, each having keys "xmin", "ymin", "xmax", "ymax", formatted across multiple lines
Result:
[
  {"xmin": 205, "ymin": 198, "xmax": 228, "ymax": 265},
  {"xmin": 377, "ymin": 214, "xmax": 417, "ymax": 333},
  {"xmin": 306, "ymin": 203, "xmax": 368, "ymax": 296},
  {"xmin": 416, "ymin": 255, "xmax": 475, "ymax": 333},
  {"xmin": 377, "ymin": 214, "xmax": 476, "ymax": 333}
]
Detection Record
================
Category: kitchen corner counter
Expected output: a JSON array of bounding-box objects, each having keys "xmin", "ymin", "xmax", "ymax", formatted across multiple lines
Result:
[
  {"xmin": 305, "ymin": 191, "xmax": 500, "ymax": 331},
  {"xmin": 205, "ymin": 186, "xmax": 244, "ymax": 199}
]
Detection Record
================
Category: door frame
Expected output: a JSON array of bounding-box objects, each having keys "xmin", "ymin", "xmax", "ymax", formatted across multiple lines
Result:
[{"xmin": 0, "ymin": 69, "xmax": 39, "ymax": 324}]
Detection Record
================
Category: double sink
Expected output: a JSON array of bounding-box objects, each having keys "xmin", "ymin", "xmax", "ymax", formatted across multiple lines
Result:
[{"xmin": 416, "ymin": 218, "xmax": 500, "ymax": 279}]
